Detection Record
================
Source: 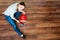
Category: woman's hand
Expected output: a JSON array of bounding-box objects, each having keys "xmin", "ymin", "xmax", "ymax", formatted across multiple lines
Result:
[
  {"xmin": 13, "ymin": 18, "xmax": 20, "ymax": 23},
  {"xmin": 22, "ymin": 11, "xmax": 25, "ymax": 14},
  {"xmin": 16, "ymin": 20, "xmax": 20, "ymax": 23}
]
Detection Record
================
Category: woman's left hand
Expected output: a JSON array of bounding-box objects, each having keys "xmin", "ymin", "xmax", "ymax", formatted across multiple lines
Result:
[
  {"xmin": 16, "ymin": 20, "xmax": 20, "ymax": 23},
  {"xmin": 22, "ymin": 11, "xmax": 25, "ymax": 14}
]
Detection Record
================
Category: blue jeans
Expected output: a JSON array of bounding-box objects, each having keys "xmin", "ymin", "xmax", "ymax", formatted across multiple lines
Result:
[
  {"xmin": 14, "ymin": 12, "xmax": 22, "ymax": 19},
  {"xmin": 5, "ymin": 12, "xmax": 22, "ymax": 36}
]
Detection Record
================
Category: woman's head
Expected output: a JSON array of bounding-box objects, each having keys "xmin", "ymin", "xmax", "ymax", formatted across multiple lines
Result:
[
  {"xmin": 17, "ymin": 2, "xmax": 26, "ymax": 11},
  {"xmin": 19, "ymin": 2, "xmax": 26, "ymax": 7}
]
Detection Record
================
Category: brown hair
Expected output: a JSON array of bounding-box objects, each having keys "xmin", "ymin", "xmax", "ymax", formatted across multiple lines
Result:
[
  {"xmin": 19, "ymin": 2, "xmax": 26, "ymax": 7},
  {"xmin": 16, "ymin": 2, "xmax": 26, "ymax": 11}
]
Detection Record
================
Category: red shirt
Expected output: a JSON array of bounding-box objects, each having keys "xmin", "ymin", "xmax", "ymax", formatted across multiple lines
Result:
[{"xmin": 19, "ymin": 13, "xmax": 27, "ymax": 20}]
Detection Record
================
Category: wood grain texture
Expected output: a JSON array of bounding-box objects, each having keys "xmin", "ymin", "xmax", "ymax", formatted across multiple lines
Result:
[{"xmin": 0, "ymin": 0, "xmax": 60, "ymax": 40}]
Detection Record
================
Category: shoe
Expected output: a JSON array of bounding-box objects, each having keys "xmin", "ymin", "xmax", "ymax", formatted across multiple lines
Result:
[
  {"xmin": 20, "ymin": 34, "xmax": 26, "ymax": 39},
  {"xmin": 19, "ymin": 23, "xmax": 24, "ymax": 27},
  {"xmin": 19, "ymin": 22, "xmax": 24, "ymax": 27}
]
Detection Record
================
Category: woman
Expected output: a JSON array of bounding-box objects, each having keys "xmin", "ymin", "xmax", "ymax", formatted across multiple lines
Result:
[{"xmin": 3, "ymin": 2, "xmax": 26, "ymax": 38}]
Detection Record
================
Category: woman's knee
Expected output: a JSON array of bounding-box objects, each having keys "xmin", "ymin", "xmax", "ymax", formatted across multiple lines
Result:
[{"xmin": 13, "ymin": 25, "xmax": 17, "ymax": 28}]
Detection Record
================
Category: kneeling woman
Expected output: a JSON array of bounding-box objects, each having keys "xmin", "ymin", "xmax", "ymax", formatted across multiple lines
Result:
[{"xmin": 3, "ymin": 2, "xmax": 26, "ymax": 38}]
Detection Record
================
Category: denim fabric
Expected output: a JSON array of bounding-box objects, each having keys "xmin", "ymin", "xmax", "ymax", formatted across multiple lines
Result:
[
  {"xmin": 5, "ymin": 12, "xmax": 22, "ymax": 36},
  {"xmin": 14, "ymin": 12, "xmax": 22, "ymax": 19}
]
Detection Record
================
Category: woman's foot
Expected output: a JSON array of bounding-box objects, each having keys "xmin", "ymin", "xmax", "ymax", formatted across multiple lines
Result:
[
  {"xmin": 19, "ymin": 22, "xmax": 24, "ymax": 27},
  {"xmin": 20, "ymin": 34, "xmax": 26, "ymax": 39},
  {"xmin": 20, "ymin": 24, "xmax": 24, "ymax": 27}
]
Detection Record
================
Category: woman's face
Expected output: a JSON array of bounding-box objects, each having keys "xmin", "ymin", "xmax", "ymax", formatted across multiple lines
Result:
[{"xmin": 18, "ymin": 4, "xmax": 25, "ymax": 11}]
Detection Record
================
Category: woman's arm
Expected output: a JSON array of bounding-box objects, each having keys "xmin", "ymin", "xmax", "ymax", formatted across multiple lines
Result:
[
  {"xmin": 22, "ymin": 11, "xmax": 25, "ymax": 14},
  {"xmin": 10, "ymin": 14, "xmax": 20, "ymax": 23}
]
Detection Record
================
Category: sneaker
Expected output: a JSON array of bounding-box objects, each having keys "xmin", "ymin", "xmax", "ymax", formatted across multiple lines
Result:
[
  {"xmin": 19, "ymin": 23, "xmax": 24, "ymax": 27},
  {"xmin": 20, "ymin": 24, "xmax": 24, "ymax": 26},
  {"xmin": 20, "ymin": 34, "xmax": 26, "ymax": 39}
]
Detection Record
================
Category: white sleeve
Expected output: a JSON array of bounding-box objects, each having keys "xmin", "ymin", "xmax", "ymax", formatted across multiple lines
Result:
[
  {"xmin": 10, "ymin": 13, "xmax": 16, "ymax": 20},
  {"xmin": 3, "ymin": 3, "xmax": 18, "ymax": 15}
]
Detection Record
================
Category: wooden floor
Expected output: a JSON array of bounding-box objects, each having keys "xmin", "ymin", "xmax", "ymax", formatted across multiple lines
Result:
[{"xmin": 0, "ymin": 0, "xmax": 60, "ymax": 40}]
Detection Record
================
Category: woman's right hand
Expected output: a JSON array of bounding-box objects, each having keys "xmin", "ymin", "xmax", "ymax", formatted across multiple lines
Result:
[
  {"xmin": 16, "ymin": 20, "xmax": 20, "ymax": 23},
  {"xmin": 13, "ymin": 18, "xmax": 20, "ymax": 23}
]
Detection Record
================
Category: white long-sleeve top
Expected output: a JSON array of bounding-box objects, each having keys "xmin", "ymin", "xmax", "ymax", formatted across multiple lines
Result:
[{"xmin": 3, "ymin": 3, "xmax": 19, "ymax": 20}]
